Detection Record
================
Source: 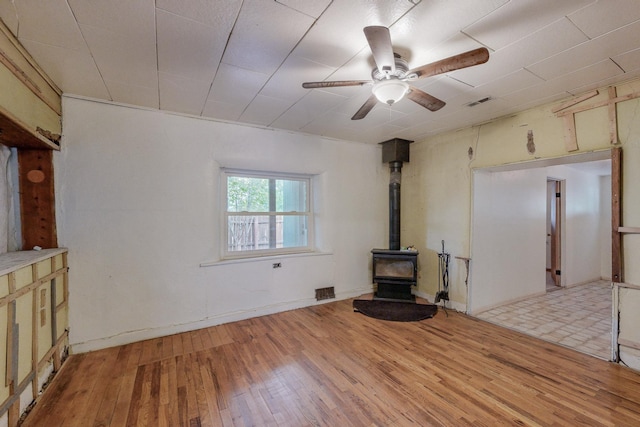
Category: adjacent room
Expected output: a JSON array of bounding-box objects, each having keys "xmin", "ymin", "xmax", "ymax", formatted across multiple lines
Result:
[{"xmin": 1, "ymin": 1, "xmax": 640, "ymax": 425}]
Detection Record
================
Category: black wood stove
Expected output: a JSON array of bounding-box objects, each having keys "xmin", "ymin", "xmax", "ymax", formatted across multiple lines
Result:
[{"xmin": 371, "ymin": 138, "xmax": 418, "ymax": 301}]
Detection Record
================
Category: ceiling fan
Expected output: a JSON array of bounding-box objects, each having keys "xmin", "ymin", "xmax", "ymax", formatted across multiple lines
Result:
[{"xmin": 302, "ymin": 26, "xmax": 489, "ymax": 120}]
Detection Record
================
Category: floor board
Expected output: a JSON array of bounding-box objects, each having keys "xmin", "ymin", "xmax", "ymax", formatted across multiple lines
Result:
[{"xmin": 21, "ymin": 297, "xmax": 640, "ymax": 426}]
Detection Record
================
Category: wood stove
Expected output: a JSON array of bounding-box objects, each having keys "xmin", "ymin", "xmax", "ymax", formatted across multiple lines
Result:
[
  {"xmin": 371, "ymin": 138, "xmax": 418, "ymax": 301},
  {"xmin": 371, "ymin": 249, "xmax": 418, "ymax": 301}
]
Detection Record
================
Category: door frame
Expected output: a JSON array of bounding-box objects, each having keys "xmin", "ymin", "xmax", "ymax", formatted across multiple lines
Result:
[{"xmin": 547, "ymin": 178, "xmax": 563, "ymax": 287}]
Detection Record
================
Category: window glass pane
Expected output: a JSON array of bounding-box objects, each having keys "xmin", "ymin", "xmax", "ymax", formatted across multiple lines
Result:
[
  {"xmin": 227, "ymin": 176, "xmax": 307, "ymax": 212},
  {"xmin": 278, "ymin": 179, "xmax": 307, "ymax": 212},
  {"xmin": 227, "ymin": 176, "xmax": 270, "ymax": 212},
  {"xmin": 227, "ymin": 215, "xmax": 308, "ymax": 252}
]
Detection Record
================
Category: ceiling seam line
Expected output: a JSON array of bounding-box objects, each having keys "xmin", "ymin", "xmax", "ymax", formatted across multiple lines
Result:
[{"xmin": 199, "ymin": 0, "xmax": 245, "ymax": 116}]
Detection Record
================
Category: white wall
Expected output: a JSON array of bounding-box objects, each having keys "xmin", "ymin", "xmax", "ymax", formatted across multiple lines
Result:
[
  {"xmin": 470, "ymin": 163, "xmax": 606, "ymax": 313},
  {"xmin": 56, "ymin": 96, "xmax": 388, "ymax": 352},
  {"xmin": 547, "ymin": 164, "xmax": 604, "ymax": 287},
  {"xmin": 471, "ymin": 168, "xmax": 547, "ymax": 312}
]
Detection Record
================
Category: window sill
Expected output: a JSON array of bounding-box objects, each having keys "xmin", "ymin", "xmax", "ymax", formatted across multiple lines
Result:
[{"xmin": 200, "ymin": 251, "xmax": 333, "ymax": 267}]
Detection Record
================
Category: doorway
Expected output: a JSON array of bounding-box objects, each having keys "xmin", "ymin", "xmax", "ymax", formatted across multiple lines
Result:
[
  {"xmin": 469, "ymin": 151, "xmax": 614, "ymax": 359},
  {"xmin": 546, "ymin": 179, "xmax": 562, "ymax": 290},
  {"xmin": 469, "ymin": 151, "xmax": 612, "ymax": 314}
]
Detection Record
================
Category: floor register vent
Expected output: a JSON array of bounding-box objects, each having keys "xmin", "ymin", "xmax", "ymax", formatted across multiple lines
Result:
[{"xmin": 315, "ymin": 287, "xmax": 335, "ymax": 301}]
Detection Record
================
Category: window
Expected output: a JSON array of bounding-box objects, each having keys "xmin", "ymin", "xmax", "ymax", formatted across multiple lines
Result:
[{"xmin": 223, "ymin": 170, "xmax": 313, "ymax": 258}]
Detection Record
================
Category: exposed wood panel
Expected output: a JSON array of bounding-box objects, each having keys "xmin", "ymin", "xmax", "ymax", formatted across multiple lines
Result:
[
  {"xmin": 562, "ymin": 114, "xmax": 578, "ymax": 151},
  {"xmin": 551, "ymin": 89, "xmax": 598, "ymax": 113},
  {"xmin": 619, "ymin": 226, "xmax": 640, "ymax": 234},
  {"xmin": 612, "ymin": 146, "xmax": 622, "ymax": 283},
  {"xmin": 609, "ymin": 86, "xmax": 618, "ymax": 145},
  {"xmin": 20, "ymin": 298, "xmax": 640, "ymax": 426},
  {"xmin": 18, "ymin": 149, "xmax": 57, "ymax": 249}
]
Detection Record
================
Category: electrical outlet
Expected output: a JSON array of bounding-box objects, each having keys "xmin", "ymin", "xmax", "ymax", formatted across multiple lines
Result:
[{"xmin": 272, "ymin": 262, "xmax": 281, "ymax": 268}]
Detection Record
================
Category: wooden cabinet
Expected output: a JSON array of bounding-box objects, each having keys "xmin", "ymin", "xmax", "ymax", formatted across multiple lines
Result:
[{"xmin": 0, "ymin": 249, "xmax": 68, "ymax": 427}]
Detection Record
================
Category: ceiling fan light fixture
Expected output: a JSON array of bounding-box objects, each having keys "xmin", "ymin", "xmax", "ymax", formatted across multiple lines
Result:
[{"xmin": 372, "ymin": 79, "xmax": 409, "ymax": 105}]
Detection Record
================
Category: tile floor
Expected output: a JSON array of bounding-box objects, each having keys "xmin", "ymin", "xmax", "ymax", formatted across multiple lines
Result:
[{"xmin": 475, "ymin": 279, "xmax": 612, "ymax": 360}]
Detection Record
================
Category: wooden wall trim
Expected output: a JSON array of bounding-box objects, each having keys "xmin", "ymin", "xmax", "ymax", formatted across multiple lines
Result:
[{"xmin": 612, "ymin": 146, "xmax": 622, "ymax": 283}]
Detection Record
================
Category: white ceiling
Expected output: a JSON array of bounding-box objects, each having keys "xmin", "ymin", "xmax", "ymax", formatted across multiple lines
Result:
[{"xmin": 2, "ymin": 0, "xmax": 640, "ymax": 144}]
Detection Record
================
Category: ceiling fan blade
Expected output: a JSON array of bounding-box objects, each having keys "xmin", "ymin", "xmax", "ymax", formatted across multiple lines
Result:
[
  {"xmin": 302, "ymin": 80, "xmax": 370, "ymax": 89},
  {"xmin": 363, "ymin": 26, "xmax": 396, "ymax": 75},
  {"xmin": 351, "ymin": 95, "xmax": 378, "ymax": 120},
  {"xmin": 409, "ymin": 47, "xmax": 490, "ymax": 79},
  {"xmin": 407, "ymin": 87, "xmax": 445, "ymax": 112}
]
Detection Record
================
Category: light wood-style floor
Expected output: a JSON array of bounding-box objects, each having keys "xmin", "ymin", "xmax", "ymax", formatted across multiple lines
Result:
[{"xmin": 22, "ymin": 297, "xmax": 640, "ymax": 426}]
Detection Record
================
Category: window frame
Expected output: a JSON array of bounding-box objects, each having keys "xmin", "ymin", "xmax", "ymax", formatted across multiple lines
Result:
[{"xmin": 221, "ymin": 168, "xmax": 315, "ymax": 260}]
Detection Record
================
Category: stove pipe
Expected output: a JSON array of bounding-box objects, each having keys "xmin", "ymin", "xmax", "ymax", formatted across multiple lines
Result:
[
  {"xmin": 389, "ymin": 161, "xmax": 402, "ymax": 250},
  {"xmin": 380, "ymin": 138, "xmax": 412, "ymax": 250}
]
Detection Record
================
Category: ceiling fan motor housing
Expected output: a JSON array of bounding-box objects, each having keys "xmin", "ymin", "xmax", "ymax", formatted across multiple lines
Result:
[{"xmin": 371, "ymin": 54, "xmax": 410, "ymax": 80}]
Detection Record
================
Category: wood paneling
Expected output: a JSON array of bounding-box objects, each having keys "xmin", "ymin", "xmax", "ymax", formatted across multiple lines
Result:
[{"xmin": 21, "ymin": 298, "xmax": 640, "ymax": 426}]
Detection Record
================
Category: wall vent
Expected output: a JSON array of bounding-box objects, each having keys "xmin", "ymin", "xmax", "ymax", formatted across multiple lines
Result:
[
  {"xmin": 467, "ymin": 96, "xmax": 492, "ymax": 107},
  {"xmin": 315, "ymin": 286, "xmax": 335, "ymax": 301}
]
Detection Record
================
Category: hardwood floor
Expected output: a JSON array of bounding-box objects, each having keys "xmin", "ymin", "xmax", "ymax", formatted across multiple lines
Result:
[{"xmin": 22, "ymin": 298, "xmax": 640, "ymax": 426}]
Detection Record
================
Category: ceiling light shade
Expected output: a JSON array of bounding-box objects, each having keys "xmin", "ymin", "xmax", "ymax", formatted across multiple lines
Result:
[{"xmin": 372, "ymin": 79, "xmax": 409, "ymax": 105}]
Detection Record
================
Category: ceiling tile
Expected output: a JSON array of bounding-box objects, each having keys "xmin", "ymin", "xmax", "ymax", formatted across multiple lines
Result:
[
  {"xmin": 156, "ymin": 9, "xmax": 224, "ymax": 82},
  {"xmin": 20, "ymin": 39, "xmax": 110, "ymax": 100},
  {"xmin": 463, "ymin": 0, "xmax": 594, "ymax": 51},
  {"xmin": 527, "ymin": 20, "xmax": 640, "ymax": 81},
  {"xmin": 261, "ymin": 55, "xmax": 336, "ymax": 102},
  {"xmin": 156, "ymin": 0, "xmax": 242, "ymax": 27},
  {"xmin": 550, "ymin": 59, "xmax": 625, "ymax": 95},
  {"xmin": 275, "ymin": 0, "xmax": 331, "ymax": 18},
  {"xmin": 158, "ymin": 72, "xmax": 210, "ymax": 116},
  {"xmin": 208, "ymin": 63, "xmax": 270, "ymax": 107},
  {"xmin": 569, "ymin": 68, "xmax": 640, "ymax": 96},
  {"xmin": 293, "ymin": 0, "xmax": 414, "ymax": 69},
  {"xmin": 388, "ymin": 110, "xmax": 436, "ymax": 129},
  {"xmin": 474, "ymin": 69, "xmax": 544, "ymax": 99},
  {"xmin": 222, "ymin": 0, "xmax": 314, "ymax": 74},
  {"xmin": 505, "ymin": 91, "xmax": 571, "ymax": 114},
  {"xmin": 201, "ymin": 100, "xmax": 245, "ymax": 122},
  {"xmin": 500, "ymin": 81, "xmax": 570, "ymax": 110},
  {"xmin": 239, "ymin": 94, "xmax": 293, "ymax": 126},
  {"xmin": 271, "ymin": 90, "xmax": 347, "ymax": 130},
  {"xmin": 568, "ymin": 0, "xmax": 640, "ymax": 38},
  {"xmin": 79, "ymin": 24, "xmax": 157, "ymax": 89},
  {"xmin": 68, "ymin": 0, "xmax": 155, "ymax": 35},
  {"xmin": 613, "ymin": 48, "xmax": 640, "ymax": 73},
  {"xmin": 12, "ymin": 0, "xmax": 87, "ymax": 51},
  {"xmin": 388, "ymin": 0, "xmax": 508, "ymax": 67},
  {"xmin": 452, "ymin": 17, "xmax": 589, "ymax": 87},
  {"xmin": 104, "ymin": 79, "xmax": 159, "ymax": 110}
]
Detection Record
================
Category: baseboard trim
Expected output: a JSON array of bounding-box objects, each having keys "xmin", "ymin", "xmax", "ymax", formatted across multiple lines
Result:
[{"xmin": 70, "ymin": 286, "xmax": 373, "ymax": 354}]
